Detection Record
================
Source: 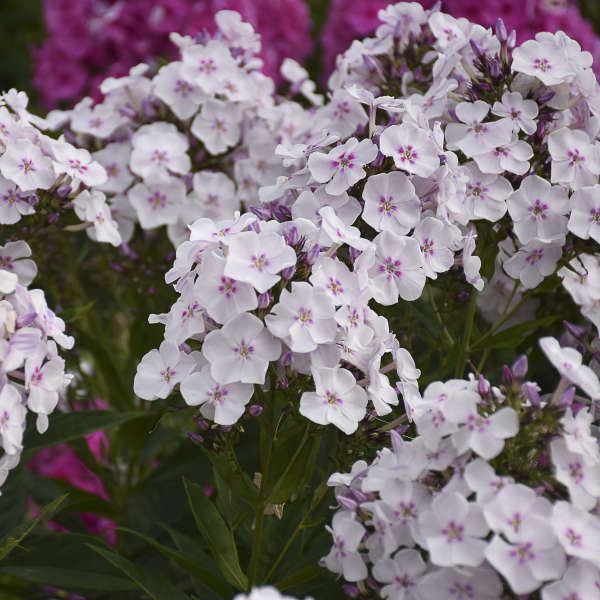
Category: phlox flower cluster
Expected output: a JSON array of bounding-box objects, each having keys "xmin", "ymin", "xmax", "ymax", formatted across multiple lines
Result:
[
  {"xmin": 0, "ymin": 88, "xmax": 119, "ymax": 246},
  {"xmin": 0, "ymin": 246, "xmax": 73, "ymax": 492},
  {"xmin": 323, "ymin": 339, "xmax": 600, "ymax": 598},
  {"xmin": 33, "ymin": 0, "xmax": 313, "ymax": 109},
  {"xmin": 320, "ymin": 0, "xmax": 600, "ymax": 79},
  {"xmin": 49, "ymin": 10, "xmax": 320, "ymax": 249}
]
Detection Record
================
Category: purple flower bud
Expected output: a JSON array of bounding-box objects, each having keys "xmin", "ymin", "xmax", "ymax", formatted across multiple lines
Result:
[
  {"xmin": 390, "ymin": 429, "xmax": 404, "ymax": 454},
  {"xmin": 537, "ymin": 90, "xmax": 556, "ymax": 105},
  {"xmin": 538, "ymin": 451, "xmax": 549, "ymax": 467},
  {"xmin": 194, "ymin": 29, "xmax": 211, "ymax": 45},
  {"xmin": 221, "ymin": 425, "xmax": 233, "ymax": 432},
  {"xmin": 193, "ymin": 415, "xmax": 210, "ymax": 431},
  {"xmin": 469, "ymin": 39, "xmax": 484, "ymax": 58},
  {"xmin": 563, "ymin": 320, "xmax": 586, "ymax": 340},
  {"xmin": 495, "ymin": 18, "xmax": 508, "ymax": 43},
  {"xmin": 257, "ymin": 292, "xmax": 271, "ymax": 309},
  {"xmin": 249, "ymin": 219, "xmax": 261, "ymax": 233},
  {"xmin": 141, "ymin": 98, "xmax": 156, "ymax": 119},
  {"xmin": 281, "ymin": 351, "xmax": 293, "ymax": 368},
  {"xmin": 281, "ymin": 265, "xmax": 296, "ymax": 280},
  {"xmin": 511, "ymin": 355, "xmax": 528, "ymax": 379},
  {"xmin": 507, "ymin": 29, "xmax": 517, "ymax": 49},
  {"xmin": 249, "ymin": 205, "xmax": 272, "ymax": 220},
  {"xmin": 27, "ymin": 193, "xmax": 39, "ymax": 206},
  {"xmin": 490, "ymin": 58, "xmax": 501, "ymax": 78},
  {"xmin": 249, "ymin": 404, "xmax": 263, "ymax": 417},
  {"xmin": 478, "ymin": 374, "xmax": 490, "ymax": 396},
  {"xmin": 304, "ymin": 243, "xmax": 320, "ymax": 266},
  {"xmin": 502, "ymin": 365, "xmax": 513, "ymax": 385},
  {"xmin": 337, "ymin": 495, "xmax": 358, "ymax": 511},
  {"xmin": 522, "ymin": 382, "xmax": 541, "ymax": 408},
  {"xmin": 362, "ymin": 54, "xmax": 383, "ymax": 81},
  {"xmin": 110, "ymin": 263, "xmax": 125, "ymax": 273},
  {"xmin": 47, "ymin": 213, "xmax": 60, "ymax": 225},
  {"xmin": 371, "ymin": 150, "xmax": 385, "ymax": 168},
  {"xmin": 57, "ymin": 185, "xmax": 72, "ymax": 198},
  {"xmin": 341, "ymin": 585, "xmax": 360, "ymax": 599},
  {"xmin": 187, "ymin": 432, "xmax": 204, "ymax": 445},
  {"xmin": 273, "ymin": 204, "xmax": 292, "ymax": 222},
  {"xmin": 350, "ymin": 488, "xmax": 368, "ymax": 503},
  {"xmin": 182, "ymin": 173, "xmax": 194, "ymax": 193},
  {"xmin": 283, "ymin": 225, "xmax": 299, "ymax": 246},
  {"xmin": 457, "ymin": 291, "xmax": 470, "ymax": 302},
  {"xmin": 119, "ymin": 104, "xmax": 138, "ymax": 120},
  {"xmin": 557, "ymin": 386, "xmax": 575, "ymax": 407},
  {"xmin": 348, "ymin": 246, "xmax": 361, "ymax": 262}
]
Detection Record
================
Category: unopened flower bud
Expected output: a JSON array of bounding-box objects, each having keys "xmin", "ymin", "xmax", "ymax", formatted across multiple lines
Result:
[
  {"xmin": 273, "ymin": 204, "xmax": 292, "ymax": 222},
  {"xmin": 194, "ymin": 29, "xmax": 210, "ymax": 45},
  {"xmin": 141, "ymin": 98, "xmax": 156, "ymax": 119},
  {"xmin": 502, "ymin": 365, "xmax": 513, "ymax": 385},
  {"xmin": 249, "ymin": 205, "xmax": 271, "ymax": 220},
  {"xmin": 248, "ymin": 404, "xmax": 263, "ymax": 417},
  {"xmin": 337, "ymin": 495, "xmax": 358, "ymax": 511},
  {"xmin": 511, "ymin": 355, "xmax": 528, "ymax": 379},
  {"xmin": 27, "ymin": 193, "xmax": 39, "ymax": 206},
  {"xmin": 563, "ymin": 320, "xmax": 586, "ymax": 341},
  {"xmin": 478, "ymin": 374, "xmax": 490, "ymax": 396},
  {"xmin": 341, "ymin": 585, "xmax": 360, "ymax": 599},
  {"xmin": 119, "ymin": 104, "xmax": 137, "ymax": 119},
  {"xmin": 490, "ymin": 58, "xmax": 501, "ymax": 78},
  {"xmin": 348, "ymin": 246, "xmax": 361, "ymax": 261},
  {"xmin": 304, "ymin": 243, "xmax": 320, "ymax": 266},
  {"xmin": 57, "ymin": 185, "xmax": 72, "ymax": 198},
  {"xmin": 537, "ymin": 90, "xmax": 555, "ymax": 105},
  {"xmin": 469, "ymin": 39, "xmax": 484, "ymax": 58},
  {"xmin": 249, "ymin": 219, "xmax": 261, "ymax": 233},
  {"xmin": 522, "ymin": 382, "xmax": 541, "ymax": 408},
  {"xmin": 281, "ymin": 265, "xmax": 296, "ymax": 280},
  {"xmin": 283, "ymin": 225, "xmax": 299, "ymax": 246},
  {"xmin": 557, "ymin": 386, "xmax": 575, "ymax": 407},
  {"xmin": 187, "ymin": 432, "xmax": 204, "ymax": 445},
  {"xmin": 495, "ymin": 18, "xmax": 508, "ymax": 43},
  {"xmin": 193, "ymin": 415, "xmax": 210, "ymax": 431},
  {"xmin": 506, "ymin": 29, "xmax": 516, "ymax": 49},
  {"xmin": 350, "ymin": 488, "xmax": 368, "ymax": 503},
  {"xmin": 281, "ymin": 351, "xmax": 293, "ymax": 368},
  {"xmin": 47, "ymin": 212, "xmax": 60, "ymax": 224},
  {"xmin": 257, "ymin": 292, "xmax": 271, "ymax": 309}
]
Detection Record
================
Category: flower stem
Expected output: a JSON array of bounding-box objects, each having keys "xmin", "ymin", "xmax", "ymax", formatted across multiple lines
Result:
[{"xmin": 455, "ymin": 289, "xmax": 478, "ymax": 377}]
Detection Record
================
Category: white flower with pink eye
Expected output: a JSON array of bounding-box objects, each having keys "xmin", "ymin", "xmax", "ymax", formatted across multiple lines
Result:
[
  {"xmin": 560, "ymin": 407, "xmax": 600, "ymax": 466},
  {"xmin": 299, "ymin": 365, "xmax": 367, "ymax": 434},
  {"xmin": 181, "ymin": 39, "xmax": 238, "ymax": 94},
  {"xmin": 379, "ymin": 122, "xmax": 440, "ymax": 177},
  {"xmin": 307, "ymin": 137, "xmax": 378, "ymax": 196},
  {"xmin": 548, "ymin": 127, "xmax": 600, "ymax": 190},
  {"xmin": 558, "ymin": 254, "xmax": 600, "ymax": 307},
  {"xmin": 25, "ymin": 344, "xmax": 66, "ymax": 434},
  {"xmin": 507, "ymin": 175, "xmax": 569, "ymax": 244},
  {"xmin": 322, "ymin": 511, "xmax": 367, "ymax": 581},
  {"xmin": 188, "ymin": 172, "xmax": 239, "ymax": 222},
  {"xmin": 362, "ymin": 172, "xmax": 420, "ymax": 234},
  {"xmin": 551, "ymin": 437, "xmax": 600, "ymax": 510},
  {"xmin": 191, "ymin": 99, "xmax": 242, "ymax": 155},
  {"xmin": 371, "ymin": 549, "xmax": 426, "ymax": 600},
  {"xmin": 541, "ymin": 560, "xmax": 600, "ymax": 600},
  {"xmin": 412, "ymin": 216, "xmax": 459, "ymax": 280},
  {"xmin": 316, "ymin": 89, "xmax": 368, "ymax": 138},
  {"xmin": 445, "ymin": 101, "xmax": 512, "ymax": 158},
  {"xmin": 452, "ymin": 407, "xmax": 519, "ymax": 460},
  {"xmin": 0, "ymin": 175, "xmax": 34, "ymax": 224},
  {"xmin": 550, "ymin": 501, "xmax": 600, "ymax": 566},
  {"xmin": 153, "ymin": 62, "xmax": 205, "ymax": 120},
  {"xmin": 474, "ymin": 137, "xmax": 533, "ymax": 176},
  {"xmin": 462, "ymin": 230, "xmax": 484, "ymax": 292},
  {"xmin": 450, "ymin": 162, "xmax": 512, "ymax": 224},
  {"xmin": 195, "ymin": 251, "xmax": 257, "ymax": 325},
  {"xmin": 265, "ymin": 281, "xmax": 336, "ymax": 353},
  {"xmin": 418, "ymin": 490, "xmax": 489, "ymax": 567},
  {"xmin": 180, "ymin": 365, "xmax": 254, "ymax": 426},
  {"xmin": 188, "ymin": 213, "xmax": 256, "ymax": 245},
  {"xmin": 539, "ymin": 336, "xmax": 600, "ymax": 400},
  {"xmin": 202, "ymin": 312, "xmax": 281, "ymax": 385},
  {"xmin": 309, "ymin": 256, "xmax": 360, "ymax": 306},
  {"xmin": 162, "ymin": 279, "xmax": 206, "ymax": 346},
  {"xmin": 502, "ymin": 241, "xmax": 562, "ymax": 289},
  {"xmin": 0, "ymin": 138, "xmax": 54, "ymax": 191},
  {"xmin": 492, "ymin": 90, "xmax": 539, "ymax": 136},
  {"xmin": 464, "ymin": 458, "xmax": 514, "ymax": 505},
  {"xmin": 134, "ymin": 341, "xmax": 196, "ymax": 400},
  {"xmin": 417, "ymin": 566, "xmax": 503, "ymax": 600},
  {"xmin": 484, "ymin": 486, "xmax": 566, "ymax": 594},
  {"xmin": 130, "ymin": 122, "xmax": 191, "ymax": 181},
  {"xmin": 93, "ymin": 142, "xmax": 135, "ymax": 195},
  {"xmin": 568, "ymin": 183, "xmax": 600, "ymax": 242},
  {"xmin": 51, "ymin": 141, "xmax": 107, "ymax": 188},
  {"xmin": 512, "ymin": 39, "xmax": 573, "ymax": 86},
  {"xmin": 223, "ymin": 230, "xmax": 297, "ymax": 294},
  {"xmin": 128, "ymin": 177, "xmax": 185, "ymax": 229},
  {"xmin": 0, "ymin": 241, "xmax": 37, "ymax": 287},
  {"xmin": 318, "ymin": 205, "xmax": 372, "ymax": 251},
  {"xmin": 0, "ymin": 384, "xmax": 25, "ymax": 455},
  {"xmin": 70, "ymin": 102, "xmax": 124, "ymax": 139},
  {"xmin": 73, "ymin": 190, "xmax": 122, "ymax": 247},
  {"xmin": 362, "ymin": 231, "xmax": 425, "ymax": 305}
]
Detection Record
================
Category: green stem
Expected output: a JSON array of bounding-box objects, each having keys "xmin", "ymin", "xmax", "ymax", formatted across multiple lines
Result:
[
  {"xmin": 247, "ymin": 509, "xmax": 265, "ymax": 589},
  {"xmin": 427, "ymin": 286, "xmax": 455, "ymax": 346},
  {"xmin": 454, "ymin": 289, "xmax": 478, "ymax": 378}
]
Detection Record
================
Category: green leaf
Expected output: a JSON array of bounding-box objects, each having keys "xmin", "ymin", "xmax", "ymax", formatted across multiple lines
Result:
[
  {"xmin": 118, "ymin": 527, "xmax": 230, "ymax": 598},
  {"xmin": 0, "ymin": 534, "xmax": 136, "ymax": 591},
  {"xmin": 474, "ymin": 316, "xmax": 558, "ymax": 350},
  {"xmin": 0, "ymin": 493, "xmax": 68, "ymax": 560},
  {"xmin": 60, "ymin": 300, "xmax": 96, "ymax": 323},
  {"xmin": 89, "ymin": 544, "xmax": 191, "ymax": 600},
  {"xmin": 276, "ymin": 564, "xmax": 323, "ymax": 591},
  {"xmin": 23, "ymin": 410, "xmax": 146, "ymax": 457},
  {"xmin": 184, "ymin": 478, "xmax": 248, "ymax": 590}
]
